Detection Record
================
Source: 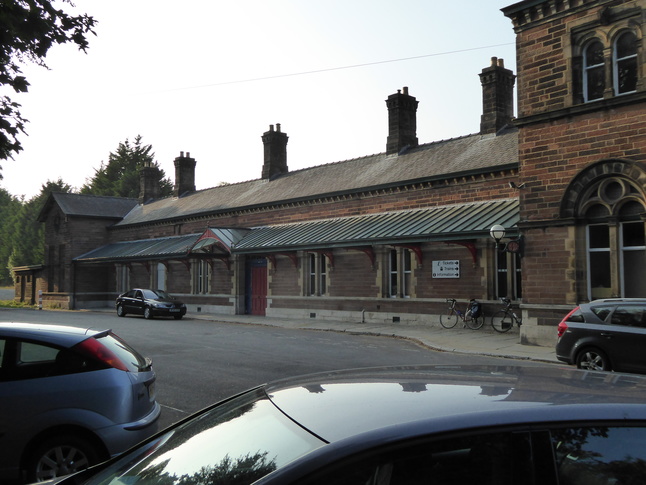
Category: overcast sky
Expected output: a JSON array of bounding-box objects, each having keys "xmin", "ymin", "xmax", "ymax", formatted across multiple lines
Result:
[{"xmin": 1, "ymin": 1, "xmax": 517, "ymax": 199}]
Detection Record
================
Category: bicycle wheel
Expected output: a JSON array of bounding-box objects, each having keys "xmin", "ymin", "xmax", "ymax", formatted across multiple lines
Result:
[
  {"xmin": 440, "ymin": 310, "xmax": 458, "ymax": 329},
  {"xmin": 491, "ymin": 311, "xmax": 514, "ymax": 333},
  {"xmin": 466, "ymin": 314, "xmax": 484, "ymax": 330}
]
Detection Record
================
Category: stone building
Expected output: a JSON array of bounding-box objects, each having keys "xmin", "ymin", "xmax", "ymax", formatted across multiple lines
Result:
[{"xmin": 18, "ymin": 0, "xmax": 646, "ymax": 347}]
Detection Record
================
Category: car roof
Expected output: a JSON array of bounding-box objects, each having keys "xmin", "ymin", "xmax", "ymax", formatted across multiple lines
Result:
[
  {"xmin": 265, "ymin": 365, "xmax": 646, "ymax": 444},
  {"xmin": 0, "ymin": 322, "xmax": 106, "ymax": 347}
]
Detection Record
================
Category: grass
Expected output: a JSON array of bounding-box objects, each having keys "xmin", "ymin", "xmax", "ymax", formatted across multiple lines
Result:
[{"xmin": 0, "ymin": 286, "xmax": 36, "ymax": 308}]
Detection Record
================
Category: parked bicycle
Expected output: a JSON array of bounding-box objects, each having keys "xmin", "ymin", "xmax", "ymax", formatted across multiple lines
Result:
[
  {"xmin": 440, "ymin": 298, "xmax": 483, "ymax": 329},
  {"xmin": 491, "ymin": 297, "xmax": 522, "ymax": 333}
]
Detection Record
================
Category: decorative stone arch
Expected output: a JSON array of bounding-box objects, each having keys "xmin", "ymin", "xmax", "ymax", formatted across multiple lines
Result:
[{"xmin": 560, "ymin": 159, "xmax": 646, "ymax": 220}]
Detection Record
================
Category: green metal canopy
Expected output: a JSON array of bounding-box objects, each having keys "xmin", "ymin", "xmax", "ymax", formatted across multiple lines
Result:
[
  {"xmin": 73, "ymin": 199, "xmax": 518, "ymax": 263},
  {"xmin": 234, "ymin": 199, "xmax": 519, "ymax": 253}
]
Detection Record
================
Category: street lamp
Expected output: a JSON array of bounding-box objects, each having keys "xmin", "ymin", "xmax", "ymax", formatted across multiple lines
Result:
[{"xmin": 490, "ymin": 225, "xmax": 506, "ymax": 245}]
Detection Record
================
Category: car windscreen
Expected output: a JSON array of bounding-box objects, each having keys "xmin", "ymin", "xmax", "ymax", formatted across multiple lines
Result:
[{"xmin": 82, "ymin": 388, "xmax": 325, "ymax": 485}]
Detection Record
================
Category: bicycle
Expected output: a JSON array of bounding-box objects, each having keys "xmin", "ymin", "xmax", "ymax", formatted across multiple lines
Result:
[
  {"xmin": 440, "ymin": 298, "xmax": 483, "ymax": 329},
  {"xmin": 491, "ymin": 297, "xmax": 522, "ymax": 333}
]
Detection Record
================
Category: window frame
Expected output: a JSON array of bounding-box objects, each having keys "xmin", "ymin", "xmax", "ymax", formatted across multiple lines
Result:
[
  {"xmin": 388, "ymin": 248, "xmax": 413, "ymax": 298},
  {"xmin": 307, "ymin": 253, "xmax": 328, "ymax": 297},
  {"xmin": 613, "ymin": 30, "xmax": 638, "ymax": 96},
  {"xmin": 582, "ymin": 39, "xmax": 606, "ymax": 102},
  {"xmin": 192, "ymin": 259, "xmax": 211, "ymax": 295}
]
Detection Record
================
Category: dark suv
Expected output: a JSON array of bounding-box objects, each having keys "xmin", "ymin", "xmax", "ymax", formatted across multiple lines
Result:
[{"xmin": 556, "ymin": 298, "xmax": 646, "ymax": 373}]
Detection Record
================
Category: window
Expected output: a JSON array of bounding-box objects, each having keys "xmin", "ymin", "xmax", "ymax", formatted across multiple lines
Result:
[
  {"xmin": 588, "ymin": 224, "xmax": 612, "ymax": 299},
  {"xmin": 193, "ymin": 260, "xmax": 211, "ymax": 294},
  {"xmin": 611, "ymin": 305, "xmax": 646, "ymax": 327},
  {"xmin": 388, "ymin": 248, "xmax": 413, "ymax": 298},
  {"xmin": 156, "ymin": 263, "xmax": 167, "ymax": 291},
  {"xmin": 575, "ymin": 26, "xmax": 641, "ymax": 104},
  {"xmin": 116, "ymin": 264, "xmax": 129, "ymax": 293},
  {"xmin": 614, "ymin": 31, "xmax": 637, "ymax": 95},
  {"xmin": 551, "ymin": 427, "xmax": 646, "ymax": 485},
  {"xmin": 583, "ymin": 40, "xmax": 605, "ymax": 102},
  {"xmin": 302, "ymin": 431, "xmax": 527, "ymax": 485},
  {"xmin": 307, "ymin": 253, "xmax": 327, "ymax": 296},
  {"xmin": 621, "ymin": 221, "xmax": 646, "ymax": 297},
  {"xmin": 495, "ymin": 250, "xmax": 522, "ymax": 300}
]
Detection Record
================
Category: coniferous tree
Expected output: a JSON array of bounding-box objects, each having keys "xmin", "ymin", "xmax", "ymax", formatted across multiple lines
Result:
[
  {"xmin": 5, "ymin": 179, "xmax": 72, "ymax": 277},
  {"xmin": 81, "ymin": 135, "xmax": 172, "ymax": 199},
  {"xmin": 0, "ymin": 188, "xmax": 22, "ymax": 285}
]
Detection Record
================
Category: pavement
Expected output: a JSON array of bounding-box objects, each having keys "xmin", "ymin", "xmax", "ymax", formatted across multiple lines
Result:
[{"xmin": 186, "ymin": 311, "xmax": 560, "ymax": 365}]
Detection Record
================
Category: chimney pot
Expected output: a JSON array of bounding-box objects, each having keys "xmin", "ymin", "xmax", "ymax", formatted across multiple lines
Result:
[
  {"xmin": 479, "ymin": 57, "xmax": 516, "ymax": 135},
  {"xmin": 262, "ymin": 124, "xmax": 289, "ymax": 179},
  {"xmin": 386, "ymin": 87, "xmax": 419, "ymax": 155}
]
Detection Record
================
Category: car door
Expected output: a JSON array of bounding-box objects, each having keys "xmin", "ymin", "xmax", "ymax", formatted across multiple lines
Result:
[
  {"xmin": 127, "ymin": 290, "xmax": 145, "ymax": 315},
  {"xmin": 604, "ymin": 303, "xmax": 646, "ymax": 373}
]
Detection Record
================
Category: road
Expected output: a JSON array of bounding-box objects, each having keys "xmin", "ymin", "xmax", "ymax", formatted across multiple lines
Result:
[{"xmin": 0, "ymin": 308, "xmax": 546, "ymax": 428}]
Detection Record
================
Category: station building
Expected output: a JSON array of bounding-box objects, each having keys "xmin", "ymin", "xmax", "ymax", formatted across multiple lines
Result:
[{"xmin": 16, "ymin": 0, "xmax": 646, "ymax": 347}]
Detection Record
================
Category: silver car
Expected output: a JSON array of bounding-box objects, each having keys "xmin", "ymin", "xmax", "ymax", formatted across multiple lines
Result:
[{"xmin": 0, "ymin": 323, "xmax": 160, "ymax": 483}]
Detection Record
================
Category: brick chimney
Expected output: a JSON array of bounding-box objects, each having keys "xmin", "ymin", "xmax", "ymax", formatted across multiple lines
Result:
[
  {"xmin": 173, "ymin": 151, "xmax": 196, "ymax": 197},
  {"xmin": 479, "ymin": 57, "xmax": 516, "ymax": 134},
  {"xmin": 386, "ymin": 87, "xmax": 419, "ymax": 155},
  {"xmin": 139, "ymin": 160, "xmax": 160, "ymax": 204},
  {"xmin": 261, "ymin": 124, "xmax": 288, "ymax": 180}
]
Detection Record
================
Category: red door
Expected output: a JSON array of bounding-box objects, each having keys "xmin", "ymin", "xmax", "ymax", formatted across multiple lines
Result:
[{"xmin": 251, "ymin": 266, "xmax": 267, "ymax": 316}]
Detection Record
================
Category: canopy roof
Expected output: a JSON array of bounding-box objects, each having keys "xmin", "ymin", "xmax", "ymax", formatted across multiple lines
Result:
[{"xmin": 74, "ymin": 199, "xmax": 518, "ymax": 263}]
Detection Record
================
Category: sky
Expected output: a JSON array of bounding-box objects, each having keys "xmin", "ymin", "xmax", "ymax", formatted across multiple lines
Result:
[{"xmin": 0, "ymin": 1, "xmax": 517, "ymax": 200}]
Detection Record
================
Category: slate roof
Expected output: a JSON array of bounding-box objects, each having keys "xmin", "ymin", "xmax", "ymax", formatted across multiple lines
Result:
[
  {"xmin": 117, "ymin": 129, "xmax": 518, "ymax": 227},
  {"xmin": 38, "ymin": 192, "xmax": 138, "ymax": 222}
]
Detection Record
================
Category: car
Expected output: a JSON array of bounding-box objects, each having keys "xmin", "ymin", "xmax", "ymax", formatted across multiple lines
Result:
[
  {"xmin": 556, "ymin": 298, "xmax": 646, "ymax": 373},
  {"xmin": 0, "ymin": 323, "xmax": 160, "ymax": 483},
  {"xmin": 116, "ymin": 289, "xmax": 187, "ymax": 320},
  {"xmin": 50, "ymin": 364, "xmax": 646, "ymax": 485}
]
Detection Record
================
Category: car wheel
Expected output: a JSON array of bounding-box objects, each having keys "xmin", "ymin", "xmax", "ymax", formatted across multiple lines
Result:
[
  {"xmin": 116, "ymin": 304, "xmax": 126, "ymax": 317},
  {"xmin": 144, "ymin": 307, "xmax": 154, "ymax": 319},
  {"xmin": 576, "ymin": 348, "xmax": 611, "ymax": 371},
  {"xmin": 26, "ymin": 434, "xmax": 101, "ymax": 483}
]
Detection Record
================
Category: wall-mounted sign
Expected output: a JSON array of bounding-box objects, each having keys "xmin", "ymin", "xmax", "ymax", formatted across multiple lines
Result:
[{"xmin": 432, "ymin": 260, "xmax": 460, "ymax": 278}]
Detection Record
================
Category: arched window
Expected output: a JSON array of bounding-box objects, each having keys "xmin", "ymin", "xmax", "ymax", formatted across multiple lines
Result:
[
  {"xmin": 613, "ymin": 31, "xmax": 637, "ymax": 95},
  {"xmin": 583, "ymin": 40, "xmax": 605, "ymax": 102},
  {"xmin": 581, "ymin": 176, "xmax": 646, "ymax": 299}
]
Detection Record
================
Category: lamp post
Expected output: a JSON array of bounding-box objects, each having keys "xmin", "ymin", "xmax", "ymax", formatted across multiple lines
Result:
[{"xmin": 490, "ymin": 225, "xmax": 506, "ymax": 248}]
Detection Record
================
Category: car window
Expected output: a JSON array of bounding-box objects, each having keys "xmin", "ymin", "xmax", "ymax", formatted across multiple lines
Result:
[
  {"xmin": 19, "ymin": 341, "xmax": 58, "ymax": 363},
  {"xmin": 135, "ymin": 290, "xmax": 143, "ymax": 299},
  {"xmin": 302, "ymin": 431, "xmax": 529, "ymax": 485},
  {"xmin": 591, "ymin": 305, "xmax": 614, "ymax": 321},
  {"xmin": 552, "ymin": 426, "xmax": 646, "ymax": 485},
  {"xmin": 611, "ymin": 306, "xmax": 646, "ymax": 327}
]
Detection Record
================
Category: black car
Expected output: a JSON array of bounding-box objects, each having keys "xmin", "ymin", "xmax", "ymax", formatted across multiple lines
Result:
[
  {"xmin": 50, "ymin": 364, "xmax": 646, "ymax": 485},
  {"xmin": 116, "ymin": 289, "xmax": 187, "ymax": 320},
  {"xmin": 556, "ymin": 298, "xmax": 646, "ymax": 372}
]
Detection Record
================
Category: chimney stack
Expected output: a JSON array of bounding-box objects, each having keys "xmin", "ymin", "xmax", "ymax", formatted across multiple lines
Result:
[
  {"xmin": 139, "ymin": 160, "xmax": 160, "ymax": 204},
  {"xmin": 479, "ymin": 57, "xmax": 516, "ymax": 134},
  {"xmin": 386, "ymin": 87, "xmax": 419, "ymax": 155},
  {"xmin": 173, "ymin": 151, "xmax": 196, "ymax": 197},
  {"xmin": 261, "ymin": 124, "xmax": 289, "ymax": 180}
]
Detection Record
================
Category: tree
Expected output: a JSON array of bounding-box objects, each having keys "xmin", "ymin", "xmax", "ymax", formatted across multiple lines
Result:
[
  {"xmin": 0, "ymin": 0, "xmax": 96, "ymax": 168},
  {"xmin": 81, "ymin": 135, "xmax": 173, "ymax": 199},
  {"xmin": 4, "ymin": 179, "xmax": 72, "ymax": 281},
  {"xmin": 0, "ymin": 187, "xmax": 22, "ymax": 285}
]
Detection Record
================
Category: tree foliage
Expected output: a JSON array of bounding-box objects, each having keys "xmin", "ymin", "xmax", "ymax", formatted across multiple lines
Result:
[
  {"xmin": 0, "ymin": 0, "xmax": 96, "ymax": 168},
  {"xmin": 0, "ymin": 178, "xmax": 72, "ymax": 285},
  {"xmin": 81, "ymin": 135, "xmax": 172, "ymax": 199}
]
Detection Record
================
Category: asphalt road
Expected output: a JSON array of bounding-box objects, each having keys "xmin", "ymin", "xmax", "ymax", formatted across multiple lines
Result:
[{"xmin": 0, "ymin": 308, "xmax": 543, "ymax": 429}]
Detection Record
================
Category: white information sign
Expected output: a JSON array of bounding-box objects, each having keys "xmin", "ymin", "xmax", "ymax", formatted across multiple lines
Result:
[{"xmin": 432, "ymin": 260, "xmax": 460, "ymax": 278}]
